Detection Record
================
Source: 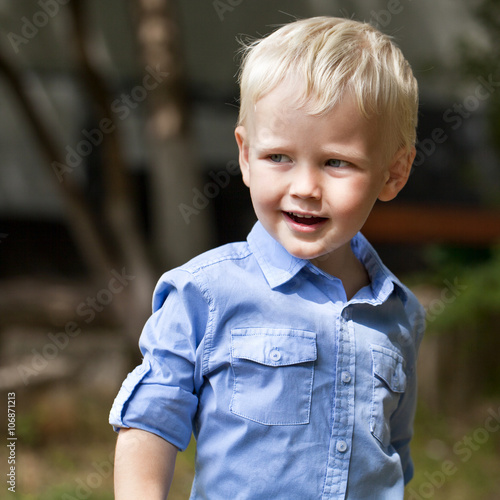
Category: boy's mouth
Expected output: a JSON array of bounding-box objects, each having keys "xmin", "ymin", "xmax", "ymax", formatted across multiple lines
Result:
[{"xmin": 284, "ymin": 211, "xmax": 328, "ymax": 226}]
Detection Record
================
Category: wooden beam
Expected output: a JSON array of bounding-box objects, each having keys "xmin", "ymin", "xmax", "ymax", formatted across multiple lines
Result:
[{"xmin": 362, "ymin": 204, "xmax": 500, "ymax": 245}]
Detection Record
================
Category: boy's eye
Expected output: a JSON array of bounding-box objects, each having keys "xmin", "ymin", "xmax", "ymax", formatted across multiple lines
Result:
[
  {"xmin": 269, "ymin": 154, "xmax": 290, "ymax": 163},
  {"xmin": 326, "ymin": 159, "xmax": 350, "ymax": 168}
]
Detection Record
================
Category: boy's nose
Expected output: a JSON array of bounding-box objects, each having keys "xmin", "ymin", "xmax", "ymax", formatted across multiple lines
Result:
[{"xmin": 289, "ymin": 164, "xmax": 322, "ymax": 200}]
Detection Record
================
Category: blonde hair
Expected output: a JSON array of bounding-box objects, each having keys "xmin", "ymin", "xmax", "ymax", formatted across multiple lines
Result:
[{"xmin": 237, "ymin": 17, "xmax": 418, "ymax": 155}]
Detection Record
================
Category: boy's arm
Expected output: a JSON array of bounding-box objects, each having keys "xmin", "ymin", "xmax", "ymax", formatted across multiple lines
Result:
[{"xmin": 114, "ymin": 428, "xmax": 178, "ymax": 500}]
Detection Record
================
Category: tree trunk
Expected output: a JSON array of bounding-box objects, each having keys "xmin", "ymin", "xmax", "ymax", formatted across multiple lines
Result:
[
  {"xmin": 69, "ymin": 0, "xmax": 155, "ymax": 341},
  {"xmin": 133, "ymin": 0, "xmax": 213, "ymax": 270},
  {"xmin": 0, "ymin": 1, "xmax": 158, "ymax": 344}
]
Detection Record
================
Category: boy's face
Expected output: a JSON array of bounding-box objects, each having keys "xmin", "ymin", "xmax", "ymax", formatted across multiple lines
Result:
[{"xmin": 235, "ymin": 80, "xmax": 414, "ymax": 274}]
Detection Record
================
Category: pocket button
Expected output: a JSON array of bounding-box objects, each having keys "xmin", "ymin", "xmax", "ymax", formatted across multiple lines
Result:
[{"xmin": 270, "ymin": 349, "xmax": 281, "ymax": 362}]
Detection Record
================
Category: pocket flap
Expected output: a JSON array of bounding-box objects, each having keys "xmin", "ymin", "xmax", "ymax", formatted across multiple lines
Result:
[
  {"xmin": 370, "ymin": 345, "xmax": 406, "ymax": 393},
  {"xmin": 231, "ymin": 328, "xmax": 317, "ymax": 367}
]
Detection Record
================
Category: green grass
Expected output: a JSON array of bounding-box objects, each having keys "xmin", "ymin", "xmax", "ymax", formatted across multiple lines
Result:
[
  {"xmin": 2, "ymin": 383, "xmax": 498, "ymax": 499},
  {"xmin": 406, "ymin": 400, "xmax": 500, "ymax": 499}
]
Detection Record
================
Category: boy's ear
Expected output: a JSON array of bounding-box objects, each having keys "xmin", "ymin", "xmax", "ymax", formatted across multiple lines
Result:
[
  {"xmin": 235, "ymin": 126, "xmax": 250, "ymax": 188},
  {"xmin": 378, "ymin": 146, "xmax": 416, "ymax": 202}
]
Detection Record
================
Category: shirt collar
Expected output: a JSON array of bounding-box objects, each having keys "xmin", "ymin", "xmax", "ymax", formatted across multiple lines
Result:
[
  {"xmin": 350, "ymin": 232, "xmax": 409, "ymax": 305},
  {"xmin": 247, "ymin": 222, "xmax": 308, "ymax": 289},
  {"xmin": 247, "ymin": 221, "xmax": 408, "ymax": 304}
]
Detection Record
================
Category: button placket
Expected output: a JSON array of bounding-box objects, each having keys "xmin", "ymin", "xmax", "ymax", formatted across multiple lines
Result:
[
  {"xmin": 321, "ymin": 307, "xmax": 355, "ymax": 499},
  {"xmin": 336, "ymin": 440, "xmax": 348, "ymax": 453}
]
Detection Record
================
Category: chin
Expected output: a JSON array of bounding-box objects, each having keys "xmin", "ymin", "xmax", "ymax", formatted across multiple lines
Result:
[{"xmin": 285, "ymin": 245, "xmax": 327, "ymax": 261}]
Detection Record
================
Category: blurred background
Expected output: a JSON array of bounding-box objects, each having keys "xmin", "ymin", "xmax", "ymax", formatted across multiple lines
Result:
[{"xmin": 0, "ymin": 0, "xmax": 499, "ymax": 498}]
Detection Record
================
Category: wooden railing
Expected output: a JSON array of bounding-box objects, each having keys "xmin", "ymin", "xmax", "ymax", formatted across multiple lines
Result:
[{"xmin": 362, "ymin": 203, "xmax": 500, "ymax": 245}]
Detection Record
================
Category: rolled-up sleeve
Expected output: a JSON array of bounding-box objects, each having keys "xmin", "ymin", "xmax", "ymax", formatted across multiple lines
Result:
[{"xmin": 109, "ymin": 268, "xmax": 209, "ymax": 451}]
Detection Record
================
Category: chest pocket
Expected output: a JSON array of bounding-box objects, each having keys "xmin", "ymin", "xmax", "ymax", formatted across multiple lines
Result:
[
  {"xmin": 230, "ymin": 328, "xmax": 317, "ymax": 425},
  {"xmin": 370, "ymin": 344, "xmax": 407, "ymax": 448}
]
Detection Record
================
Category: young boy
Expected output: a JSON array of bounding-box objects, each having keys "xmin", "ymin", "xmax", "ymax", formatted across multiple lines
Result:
[{"xmin": 110, "ymin": 16, "xmax": 425, "ymax": 499}]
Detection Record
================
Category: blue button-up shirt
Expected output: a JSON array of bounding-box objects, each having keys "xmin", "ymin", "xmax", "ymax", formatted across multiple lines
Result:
[{"xmin": 110, "ymin": 222, "xmax": 425, "ymax": 499}]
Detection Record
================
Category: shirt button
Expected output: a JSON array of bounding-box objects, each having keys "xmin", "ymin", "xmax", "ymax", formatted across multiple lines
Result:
[
  {"xmin": 270, "ymin": 349, "xmax": 281, "ymax": 362},
  {"xmin": 341, "ymin": 371, "xmax": 352, "ymax": 384},
  {"xmin": 337, "ymin": 440, "xmax": 348, "ymax": 453}
]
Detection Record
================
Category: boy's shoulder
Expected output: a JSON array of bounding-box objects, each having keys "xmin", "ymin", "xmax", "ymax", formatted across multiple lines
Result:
[
  {"xmin": 180, "ymin": 240, "xmax": 253, "ymax": 274},
  {"xmin": 156, "ymin": 240, "xmax": 255, "ymax": 289},
  {"xmin": 152, "ymin": 240, "xmax": 253, "ymax": 311}
]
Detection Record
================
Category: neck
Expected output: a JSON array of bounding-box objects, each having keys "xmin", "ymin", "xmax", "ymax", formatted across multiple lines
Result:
[{"xmin": 311, "ymin": 244, "xmax": 370, "ymax": 300}]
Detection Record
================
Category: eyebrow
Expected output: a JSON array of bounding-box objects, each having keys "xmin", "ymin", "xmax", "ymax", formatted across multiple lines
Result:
[{"xmin": 321, "ymin": 147, "xmax": 371, "ymax": 164}]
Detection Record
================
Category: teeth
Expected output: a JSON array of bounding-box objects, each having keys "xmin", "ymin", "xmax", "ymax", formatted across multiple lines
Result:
[{"xmin": 290, "ymin": 212, "xmax": 314, "ymax": 218}]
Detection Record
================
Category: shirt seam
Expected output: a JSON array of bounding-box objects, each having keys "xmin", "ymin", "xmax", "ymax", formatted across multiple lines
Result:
[{"xmin": 186, "ymin": 249, "xmax": 254, "ymax": 376}]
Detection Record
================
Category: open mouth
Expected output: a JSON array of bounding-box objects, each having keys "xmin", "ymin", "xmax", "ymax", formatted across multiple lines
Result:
[{"xmin": 284, "ymin": 211, "xmax": 328, "ymax": 226}]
